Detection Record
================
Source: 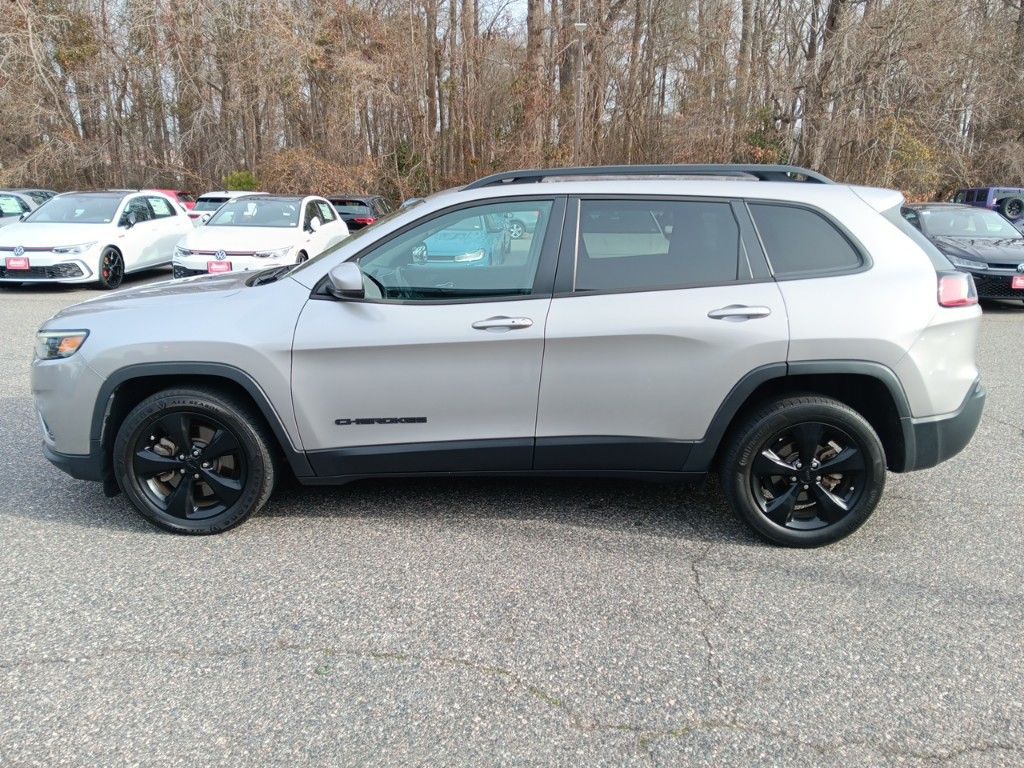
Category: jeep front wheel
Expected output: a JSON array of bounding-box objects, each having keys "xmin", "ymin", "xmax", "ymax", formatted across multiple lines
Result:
[
  {"xmin": 721, "ymin": 396, "xmax": 886, "ymax": 547},
  {"xmin": 113, "ymin": 388, "xmax": 277, "ymax": 534}
]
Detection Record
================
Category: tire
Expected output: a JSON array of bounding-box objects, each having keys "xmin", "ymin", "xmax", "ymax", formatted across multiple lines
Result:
[
  {"xmin": 507, "ymin": 220, "xmax": 525, "ymax": 239},
  {"xmin": 97, "ymin": 247, "xmax": 125, "ymax": 289},
  {"xmin": 998, "ymin": 197, "xmax": 1024, "ymax": 221},
  {"xmin": 113, "ymin": 387, "xmax": 277, "ymax": 534},
  {"xmin": 720, "ymin": 395, "xmax": 886, "ymax": 547}
]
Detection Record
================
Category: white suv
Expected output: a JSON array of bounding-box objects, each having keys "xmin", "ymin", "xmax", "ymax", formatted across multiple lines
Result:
[{"xmin": 30, "ymin": 165, "xmax": 985, "ymax": 545}]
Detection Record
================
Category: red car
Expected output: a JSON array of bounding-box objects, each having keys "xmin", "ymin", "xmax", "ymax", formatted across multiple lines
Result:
[{"xmin": 153, "ymin": 189, "xmax": 196, "ymax": 212}]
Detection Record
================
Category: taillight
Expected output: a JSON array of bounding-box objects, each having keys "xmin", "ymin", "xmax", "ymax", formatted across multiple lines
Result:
[
  {"xmin": 938, "ymin": 271, "xmax": 978, "ymax": 307},
  {"xmin": 353, "ymin": 217, "xmax": 376, "ymax": 225}
]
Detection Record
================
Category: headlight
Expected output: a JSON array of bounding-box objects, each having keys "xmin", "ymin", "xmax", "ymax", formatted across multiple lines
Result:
[
  {"xmin": 452, "ymin": 249, "xmax": 486, "ymax": 263},
  {"xmin": 35, "ymin": 330, "xmax": 89, "ymax": 360},
  {"xmin": 52, "ymin": 242, "xmax": 96, "ymax": 255},
  {"xmin": 174, "ymin": 245, "xmax": 193, "ymax": 258},
  {"xmin": 254, "ymin": 246, "xmax": 292, "ymax": 259},
  {"xmin": 946, "ymin": 253, "xmax": 986, "ymax": 269}
]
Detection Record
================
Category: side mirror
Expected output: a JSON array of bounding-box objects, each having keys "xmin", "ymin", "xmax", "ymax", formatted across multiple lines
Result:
[
  {"xmin": 411, "ymin": 242, "xmax": 428, "ymax": 263},
  {"xmin": 122, "ymin": 211, "xmax": 137, "ymax": 228},
  {"xmin": 18, "ymin": 212, "xmax": 28, "ymax": 222},
  {"xmin": 199, "ymin": 212, "xmax": 212, "ymax": 225},
  {"xmin": 309, "ymin": 217, "xmax": 322, "ymax": 233},
  {"xmin": 326, "ymin": 262, "xmax": 364, "ymax": 299}
]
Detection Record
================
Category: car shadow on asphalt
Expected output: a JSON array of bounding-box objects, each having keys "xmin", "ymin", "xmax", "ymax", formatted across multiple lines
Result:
[
  {"xmin": 257, "ymin": 474, "xmax": 762, "ymax": 547},
  {"xmin": 0, "ymin": 267, "xmax": 171, "ymax": 293}
]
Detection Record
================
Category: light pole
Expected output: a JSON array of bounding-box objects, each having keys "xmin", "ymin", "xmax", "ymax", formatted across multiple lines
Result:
[{"xmin": 573, "ymin": 21, "xmax": 587, "ymax": 165}]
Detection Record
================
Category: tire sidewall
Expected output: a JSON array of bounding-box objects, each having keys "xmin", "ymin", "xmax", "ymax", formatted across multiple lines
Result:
[
  {"xmin": 97, "ymin": 247, "xmax": 124, "ymax": 290},
  {"xmin": 724, "ymin": 401, "xmax": 886, "ymax": 547},
  {"xmin": 113, "ymin": 391, "xmax": 272, "ymax": 534}
]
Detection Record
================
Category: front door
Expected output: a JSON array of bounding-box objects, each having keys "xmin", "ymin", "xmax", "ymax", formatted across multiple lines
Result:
[
  {"xmin": 534, "ymin": 196, "xmax": 790, "ymax": 471},
  {"xmin": 291, "ymin": 197, "xmax": 565, "ymax": 478}
]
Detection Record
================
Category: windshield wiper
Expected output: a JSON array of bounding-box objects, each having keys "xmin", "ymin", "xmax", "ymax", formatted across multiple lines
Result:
[{"xmin": 248, "ymin": 265, "xmax": 292, "ymax": 286}]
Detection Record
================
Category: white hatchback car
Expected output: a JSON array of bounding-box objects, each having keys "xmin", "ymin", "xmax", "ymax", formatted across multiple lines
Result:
[
  {"xmin": 172, "ymin": 195, "xmax": 349, "ymax": 278},
  {"xmin": 188, "ymin": 190, "xmax": 268, "ymax": 225},
  {"xmin": 0, "ymin": 190, "xmax": 192, "ymax": 289}
]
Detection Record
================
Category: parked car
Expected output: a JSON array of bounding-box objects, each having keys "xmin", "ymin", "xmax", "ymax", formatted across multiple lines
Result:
[
  {"xmin": 154, "ymin": 189, "xmax": 196, "ymax": 212},
  {"xmin": 504, "ymin": 212, "xmax": 539, "ymax": 239},
  {"xmin": 31, "ymin": 164, "xmax": 984, "ymax": 546},
  {"xmin": 326, "ymin": 195, "xmax": 392, "ymax": 231},
  {"xmin": 0, "ymin": 190, "xmax": 192, "ymax": 289},
  {"xmin": 952, "ymin": 186, "xmax": 1024, "ymax": 222},
  {"xmin": 0, "ymin": 190, "xmax": 39, "ymax": 229},
  {"xmin": 902, "ymin": 202, "xmax": 1024, "ymax": 303},
  {"xmin": 416, "ymin": 208, "xmax": 512, "ymax": 265},
  {"xmin": 172, "ymin": 195, "xmax": 349, "ymax": 278},
  {"xmin": 188, "ymin": 190, "xmax": 266, "ymax": 224},
  {"xmin": 6, "ymin": 188, "xmax": 58, "ymax": 206}
]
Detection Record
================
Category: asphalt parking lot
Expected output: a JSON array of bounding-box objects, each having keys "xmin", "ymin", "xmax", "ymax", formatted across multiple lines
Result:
[{"xmin": 1, "ymin": 272, "xmax": 1022, "ymax": 766}]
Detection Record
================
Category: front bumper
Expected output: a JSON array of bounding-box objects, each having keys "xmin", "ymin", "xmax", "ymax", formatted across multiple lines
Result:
[
  {"xmin": 173, "ymin": 253, "xmax": 293, "ymax": 278},
  {"xmin": 902, "ymin": 380, "xmax": 986, "ymax": 471},
  {"xmin": 0, "ymin": 257, "xmax": 93, "ymax": 282},
  {"xmin": 957, "ymin": 267, "xmax": 1024, "ymax": 300}
]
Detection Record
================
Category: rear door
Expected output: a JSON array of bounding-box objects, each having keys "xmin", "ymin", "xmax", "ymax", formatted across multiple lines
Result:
[
  {"xmin": 534, "ymin": 196, "xmax": 790, "ymax": 472},
  {"xmin": 145, "ymin": 195, "xmax": 189, "ymax": 262},
  {"xmin": 117, "ymin": 196, "xmax": 159, "ymax": 269}
]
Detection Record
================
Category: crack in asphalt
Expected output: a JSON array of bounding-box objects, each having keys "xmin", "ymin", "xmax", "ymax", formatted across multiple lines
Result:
[{"xmin": 2, "ymin": 641, "xmax": 1021, "ymax": 764}]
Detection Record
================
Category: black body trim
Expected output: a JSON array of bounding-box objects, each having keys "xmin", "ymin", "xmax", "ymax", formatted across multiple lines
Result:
[
  {"xmin": 43, "ymin": 444, "xmax": 105, "ymax": 482},
  {"xmin": 903, "ymin": 380, "xmax": 985, "ymax": 471},
  {"xmin": 88, "ymin": 362, "xmax": 313, "ymax": 481},
  {"xmin": 534, "ymin": 436, "xmax": 693, "ymax": 471},
  {"xmin": 307, "ymin": 438, "xmax": 534, "ymax": 476}
]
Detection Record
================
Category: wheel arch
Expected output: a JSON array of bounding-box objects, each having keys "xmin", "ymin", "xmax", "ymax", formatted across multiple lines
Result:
[
  {"xmin": 92, "ymin": 363, "xmax": 312, "ymax": 483},
  {"xmin": 684, "ymin": 361, "xmax": 915, "ymax": 474}
]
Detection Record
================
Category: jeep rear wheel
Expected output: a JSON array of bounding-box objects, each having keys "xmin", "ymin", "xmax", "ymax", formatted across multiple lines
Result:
[
  {"xmin": 721, "ymin": 396, "xmax": 886, "ymax": 547},
  {"xmin": 998, "ymin": 197, "xmax": 1024, "ymax": 221},
  {"xmin": 113, "ymin": 388, "xmax": 277, "ymax": 534}
]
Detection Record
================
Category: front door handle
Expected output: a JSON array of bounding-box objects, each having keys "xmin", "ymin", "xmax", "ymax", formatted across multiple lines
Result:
[
  {"xmin": 472, "ymin": 316, "xmax": 534, "ymax": 331},
  {"xmin": 707, "ymin": 305, "xmax": 772, "ymax": 321}
]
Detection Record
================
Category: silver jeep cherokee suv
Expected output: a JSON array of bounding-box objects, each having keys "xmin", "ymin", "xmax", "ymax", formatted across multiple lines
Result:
[{"xmin": 32, "ymin": 165, "xmax": 985, "ymax": 546}]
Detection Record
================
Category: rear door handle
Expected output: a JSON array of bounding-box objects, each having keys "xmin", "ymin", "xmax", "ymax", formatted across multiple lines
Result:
[
  {"xmin": 472, "ymin": 316, "xmax": 534, "ymax": 331},
  {"xmin": 707, "ymin": 305, "xmax": 772, "ymax": 321}
]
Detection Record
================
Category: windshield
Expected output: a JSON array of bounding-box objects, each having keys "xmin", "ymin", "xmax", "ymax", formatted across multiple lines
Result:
[
  {"xmin": 207, "ymin": 199, "xmax": 300, "ymax": 228},
  {"xmin": 920, "ymin": 207, "xmax": 1023, "ymax": 239},
  {"xmin": 24, "ymin": 195, "xmax": 120, "ymax": 224},
  {"xmin": 194, "ymin": 197, "xmax": 229, "ymax": 212}
]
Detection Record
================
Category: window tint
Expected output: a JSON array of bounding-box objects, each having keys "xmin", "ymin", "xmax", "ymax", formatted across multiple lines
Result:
[
  {"xmin": 303, "ymin": 201, "xmax": 320, "ymax": 229},
  {"xmin": 146, "ymin": 196, "xmax": 175, "ymax": 218},
  {"xmin": 358, "ymin": 200, "xmax": 553, "ymax": 301},
  {"xmin": 575, "ymin": 200, "xmax": 740, "ymax": 292},
  {"xmin": 901, "ymin": 208, "xmax": 922, "ymax": 230},
  {"xmin": 882, "ymin": 205, "xmax": 952, "ymax": 271},
  {"xmin": 748, "ymin": 203, "xmax": 862, "ymax": 277}
]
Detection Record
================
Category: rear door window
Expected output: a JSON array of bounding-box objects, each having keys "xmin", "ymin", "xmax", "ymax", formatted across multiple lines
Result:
[
  {"xmin": 748, "ymin": 203, "xmax": 862, "ymax": 278},
  {"xmin": 575, "ymin": 199, "xmax": 741, "ymax": 292},
  {"xmin": 146, "ymin": 196, "xmax": 176, "ymax": 218},
  {"xmin": 0, "ymin": 195, "xmax": 27, "ymax": 216}
]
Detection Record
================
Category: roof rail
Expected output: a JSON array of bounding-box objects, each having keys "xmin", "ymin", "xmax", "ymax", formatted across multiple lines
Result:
[{"xmin": 463, "ymin": 164, "xmax": 833, "ymax": 189}]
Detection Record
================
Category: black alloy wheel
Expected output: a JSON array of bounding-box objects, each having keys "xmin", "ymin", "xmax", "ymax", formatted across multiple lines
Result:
[
  {"xmin": 130, "ymin": 411, "xmax": 247, "ymax": 521},
  {"xmin": 98, "ymin": 247, "xmax": 124, "ymax": 289},
  {"xmin": 114, "ymin": 388, "xmax": 277, "ymax": 534},
  {"xmin": 749, "ymin": 421, "xmax": 865, "ymax": 531},
  {"xmin": 999, "ymin": 197, "xmax": 1024, "ymax": 221},
  {"xmin": 722, "ymin": 395, "xmax": 886, "ymax": 547}
]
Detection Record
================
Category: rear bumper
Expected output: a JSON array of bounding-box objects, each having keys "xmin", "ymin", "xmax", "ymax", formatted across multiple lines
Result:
[{"xmin": 901, "ymin": 380, "xmax": 985, "ymax": 471}]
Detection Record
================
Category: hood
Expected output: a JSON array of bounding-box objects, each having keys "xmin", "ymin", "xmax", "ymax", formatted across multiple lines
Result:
[
  {"xmin": 181, "ymin": 225, "xmax": 299, "ymax": 252},
  {"xmin": 0, "ymin": 222, "xmax": 108, "ymax": 248},
  {"xmin": 50, "ymin": 271, "xmax": 249, "ymax": 320},
  {"xmin": 930, "ymin": 235, "xmax": 1024, "ymax": 266}
]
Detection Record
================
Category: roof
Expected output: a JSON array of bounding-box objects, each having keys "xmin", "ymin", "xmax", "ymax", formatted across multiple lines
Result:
[
  {"xmin": 906, "ymin": 202, "xmax": 972, "ymax": 210},
  {"xmin": 326, "ymin": 194, "xmax": 378, "ymax": 201}
]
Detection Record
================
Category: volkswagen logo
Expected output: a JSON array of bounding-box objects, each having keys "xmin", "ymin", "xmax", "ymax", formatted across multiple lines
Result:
[
  {"xmin": 1017, "ymin": 263, "xmax": 1024, "ymax": 273},
  {"xmin": 215, "ymin": 250, "xmax": 226, "ymax": 261},
  {"xmin": 13, "ymin": 246, "xmax": 24, "ymax": 257}
]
